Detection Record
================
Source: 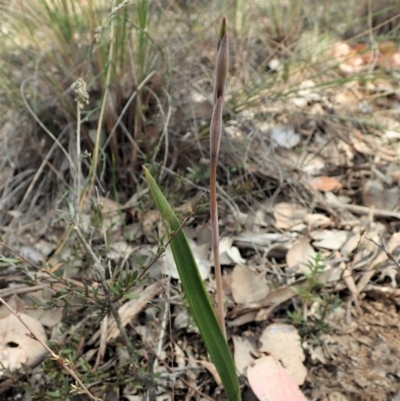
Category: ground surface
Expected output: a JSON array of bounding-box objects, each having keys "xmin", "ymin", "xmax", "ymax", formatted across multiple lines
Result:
[{"xmin": 2, "ymin": 1, "xmax": 400, "ymax": 400}]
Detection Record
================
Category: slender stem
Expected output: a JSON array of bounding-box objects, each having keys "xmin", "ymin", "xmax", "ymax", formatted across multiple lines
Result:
[
  {"xmin": 76, "ymin": 102, "xmax": 81, "ymax": 225},
  {"xmin": 80, "ymin": 0, "xmax": 119, "ymax": 210},
  {"xmin": 209, "ymin": 18, "xmax": 229, "ymax": 338},
  {"xmin": 210, "ymin": 155, "xmax": 225, "ymax": 337}
]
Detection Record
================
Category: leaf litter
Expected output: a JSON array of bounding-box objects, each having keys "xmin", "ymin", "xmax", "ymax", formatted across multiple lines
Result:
[{"xmin": 4, "ymin": 7, "xmax": 400, "ymax": 401}]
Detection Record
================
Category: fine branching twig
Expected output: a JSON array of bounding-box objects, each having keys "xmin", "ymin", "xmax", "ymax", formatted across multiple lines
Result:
[
  {"xmin": 0, "ymin": 297, "xmax": 101, "ymax": 401},
  {"xmin": 365, "ymin": 236, "xmax": 400, "ymax": 269},
  {"xmin": 73, "ymin": 226, "xmax": 137, "ymax": 366},
  {"xmin": 73, "ymin": 225, "xmax": 155, "ymax": 388}
]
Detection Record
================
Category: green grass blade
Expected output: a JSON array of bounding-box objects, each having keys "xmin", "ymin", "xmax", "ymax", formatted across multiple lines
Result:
[{"xmin": 143, "ymin": 166, "xmax": 241, "ymax": 401}]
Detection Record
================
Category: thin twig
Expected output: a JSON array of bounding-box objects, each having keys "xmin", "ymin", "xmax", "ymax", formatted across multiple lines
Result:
[
  {"xmin": 20, "ymin": 78, "xmax": 76, "ymax": 175},
  {"xmin": 326, "ymin": 199, "xmax": 400, "ymax": 220},
  {"xmin": 101, "ymin": 71, "xmax": 157, "ymax": 151},
  {"xmin": 136, "ymin": 191, "xmax": 207, "ymax": 282},
  {"xmin": 365, "ymin": 236, "xmax": 400, "ymax": 269},
  {"xmin": 153, "ymin": 278, "xmax": 170, "ymax": 370}
]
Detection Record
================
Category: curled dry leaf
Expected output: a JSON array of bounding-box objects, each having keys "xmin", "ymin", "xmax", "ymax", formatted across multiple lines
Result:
[
  {"xmin": 217, "ymin": 236, "xmax": 245, "ymax": 265},
  {"xmin": 197, "ymin": 359, "xmax": 221, "ymax": 386},
  {"xmin": 259, "ymin": 323, "xmax": 307, "ymax": 385},
  {"xmin": 247, "ymin": 356, "xmax": 308, "ymax": 401},
  {"xmin": 0, "ymin": 313, "xmax": 47, "ymax": 376}
]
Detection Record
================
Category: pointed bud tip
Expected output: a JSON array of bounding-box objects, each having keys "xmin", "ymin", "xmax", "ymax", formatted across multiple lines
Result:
[{"xmin": 219, "ymin": 17, "xmax": 227, "ymax": 41}]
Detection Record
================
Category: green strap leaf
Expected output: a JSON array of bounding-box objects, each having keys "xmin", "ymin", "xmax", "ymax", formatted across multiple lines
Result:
[{"xmin": 143, "ymin": 166, "xmax": 241, "ymax": 401}]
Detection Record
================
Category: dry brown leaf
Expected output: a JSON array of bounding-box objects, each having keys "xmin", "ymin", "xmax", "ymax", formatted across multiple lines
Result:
[
  {"xmin": 331, "ymin": 41, "xmax": 352, "ymax": 60},
  {"xmin": 23, "ymin": 290, "xmax": 63, "ymax": 328},
  {"xmin": 217, "ymin": 237, "xmax": 245, "ymax": 265},
  {"xmin": 0, "ymin": 295, "xmax": 26, "ymax": 319},
  {"xmin": 351, "ymin": 132, "xmax": 372, "ymax": 155},
  {"xmin": 279, "ymin": 150, "xmax": 325, "ymax": 176},
  {"xmin": 107, "ymin": 281, "xmax": 164, "ymax": 341},
  {"xmin": 341, "ymin": 232, "xmax": 361, "ymax": 256},
  {"xmin": 247, "ymin": 356, "xmax": 308, "ymax": 401},
  {"xmin": 109, "ymin": 241, "xmax": 134, "ymax": 261},
  {"xmin": 304, "ymin": 213, "xmax": 332, "ymax": 230},
  {"xmin": 231, "ymin": 265, "xmax": 270, "ymax": 305},
  {"xmin": 273, "ymin": 203, "xmax": 308, "ymax": 230},
  {"xmin": 310, "ymin": 176, "xmax": 343, "ymax": 192},
  {"xmin": 286, "ymin": 236, "xmax": 316, "ymax": 274},
  {"xmin": 332, "ymin": 41, "xmax": 400, "ymax": 74},
  {"xmin": 362, "ymin": 179, "xmax": 400, "ymax": 211},
  {"xmin": 174, "ymin": 343, "xmax": 186, "ymax": 369},
  {"xmin": 233, "ymin": 335, "xmax": 256, "ymax": 376},
  {"xmin": 334, "ymin": 85, "xmax": 363, "ymax": 112},
  {"xmin": 19, "ymin": 245, "xmax": 45, "ymax": 265},
  {"xmin": 311, "ymin": 230, "xmax": 349, "ymax": 250},
  {"xmin": 197, "ymin": 360, "xmax": 221, "ymax": 386},
  {"xmin": 259, "ymin": 323, "xmax": 307, "ymax": 385},
  {"xmin": 357, "ymin": 232, "xmax": 400, "ymax": 293},
  {"xmin": 339, "ymin": 262, "xmax": 361, "ymax": 313},
  {"xmin": 229, "ymin": 267, "xmax": 343, "ymax": 324},
  {"xmin": 0, "ymin": 313, "xmax": 47, "ymax": 376},
  {"xmin": 98, "ymin": 196, "xmax": 122, "ymax": 230},
  {"xmin": 142, "ymin": 209, "xmax": 161, "ymax": 242}
]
